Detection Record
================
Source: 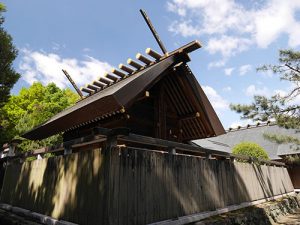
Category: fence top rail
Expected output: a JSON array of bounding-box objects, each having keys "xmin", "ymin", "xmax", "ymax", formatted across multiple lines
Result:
[{"xmin": 3, "ymin": 127, "xmax": 286, "ymax": 167}]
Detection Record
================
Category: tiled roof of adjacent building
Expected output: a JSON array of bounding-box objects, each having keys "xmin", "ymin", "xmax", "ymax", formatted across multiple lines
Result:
[{"xmin": 192, "ymin": 122, "xmax": 300, "ymax": 160}]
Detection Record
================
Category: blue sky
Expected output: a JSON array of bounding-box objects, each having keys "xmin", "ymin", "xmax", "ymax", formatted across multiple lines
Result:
[{"xmin": 2, "ymin": 0, "xmax": 300, "ymax": 129}]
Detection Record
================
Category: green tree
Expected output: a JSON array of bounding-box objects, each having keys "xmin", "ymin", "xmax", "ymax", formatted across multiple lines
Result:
[
  {"xmin": 0, "ymin": 82, "xmax": 78, "ymax": 151},
  {"xmin": 230, "ymin": 49, "xmax": 300, "ymax": 129},
  {"xmin": 232, "ymin": 142, "xmax": 269, "ymax": 161},
  {"xmin": 0, "ymin": 3, "xmax": 20, "ymax": 107}
]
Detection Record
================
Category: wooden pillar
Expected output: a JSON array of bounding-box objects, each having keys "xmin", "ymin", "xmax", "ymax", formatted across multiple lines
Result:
[
  {"xmin": 168, "ymin": 147, "xmax": 176, "ymax": 155},
  {"xmin": 155, "ymin": 84, "xmax": 166, "ymax": 139},
  {"xmin": 103, "ymin": 134, "xmax": 117, "ymax": 224},
  {"xmin": 64, "ymin": 146, "xmax": 72, "ymax": 155}
]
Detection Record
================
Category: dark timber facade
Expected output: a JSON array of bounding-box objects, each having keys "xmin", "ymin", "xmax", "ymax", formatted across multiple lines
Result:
[{"xmin": 22, "ymin": 41, "xmax": 225, "ymax": 143}]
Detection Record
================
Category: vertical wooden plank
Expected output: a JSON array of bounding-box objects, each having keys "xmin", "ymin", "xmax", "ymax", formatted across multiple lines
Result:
[
  {"xmin": 140, "ymin": 150, "xmax": 147, "ymax": 224},
  {"xmin": 119, "ymin": 148, "xmax": 129, "ymax": 225},
  {"xmin": 252, "ymin": 164, "xmax": 259, "ymax": 200},
  {"xmin": 195, "ymin": 158, "xmax": 202, "ymax": 212},
  {"xmin": 235, "ymin": 162, "xmax": 245, "ymax": 203},
  {"xmin": 220, "ymin": 161, "xmax": 227, "ymax": 208},
  {"xmin": 201, "ymin": 158, "xmax": 209, "ymax": 211},
  {"xmin": 145, "ymin": 149, "xmax": 154, "ymax": 224},
  {"xmin": 108, "ymin": 147, "xmax": 120, "ymax": 225},
  {"xmin": 170, "ymin": 153, "xmax": 178, "ymax": 219},
  {"xmin": 127, "ymin": 148, "xmax": 137, "ymax": 225},
  {"xmin": 136, "ymin": 149, "xmax": 142, "ymax": 225}
]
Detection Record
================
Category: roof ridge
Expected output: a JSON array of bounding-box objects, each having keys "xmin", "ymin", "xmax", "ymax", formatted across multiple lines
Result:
[
  {"xmin": 79, "ymin": 48, "xmax": 160, "ymax": 100},
  {"xmin": 78, "ymin": 40, "xmax": 201, "ymax": 100},
  {"xmin": 226, "ymin": 121, "xmax": 277, "ymax": 133}
]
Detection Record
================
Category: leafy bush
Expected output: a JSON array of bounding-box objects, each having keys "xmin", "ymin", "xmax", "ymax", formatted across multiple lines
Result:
[{"xmin": 232, "ymin": 142, "xmax": 269, "ymax": 161}]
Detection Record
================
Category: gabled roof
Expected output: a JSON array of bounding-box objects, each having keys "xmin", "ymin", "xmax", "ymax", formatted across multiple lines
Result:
[
  {"xmin": 193, "ymin": 123, "xmax": 300, "ymax": 160},
  {"xmin": 23, "ymin": 41, "xmax": 225, "ymax": 140}
]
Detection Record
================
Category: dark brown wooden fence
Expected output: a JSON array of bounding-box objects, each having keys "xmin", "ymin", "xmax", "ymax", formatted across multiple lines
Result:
[
  {"xmin": 289, "ymin": 165, "xmax": 300, "ymax": 189},
  {"xmin": 0, "ymin": 144, "xmax": 294, "ymax": 225}
]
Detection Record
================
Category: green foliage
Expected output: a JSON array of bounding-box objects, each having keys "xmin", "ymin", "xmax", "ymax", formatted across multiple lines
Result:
[
  {"xmin": 16, "ymin": 134, "xmax": 63, "ymax": 153},
  {"xmin": 43, "ymin": 152, "xmax": 55, "ymax": 158},
  {"xmin": 0, "ymin": 3, "xmax": 5, "ymax": 12},
  {"xmin": 232, "ymin": 142, "xmax": 269, "ymax": 161},
  {"xmin": 0, "ymin": 82, "xmax": 78, "ymax": 151},
  {"xmin": 0, "ymin": 3, "xmax": 20, "ymax": 108},
  {"xmin": 284, "ymin": 155, "xmax": 300, "ymax": 165},
  {"xmin": 25, "ymin": 156, "xmax": 37, "ymax": 162},
  {"xmin": 263, "ymin": 133, "xmax": 300, "ymax": 145},
  {"xmin": 0, "ymin": 3, "xmax": 5, "ymax": 24},
  {"xmin": 25, "ymin": 152, "xmax": 55, "ymax": 162},
  {"xmin": 230, "ymin": 49, "xmax": 300, "ymax": 129}
]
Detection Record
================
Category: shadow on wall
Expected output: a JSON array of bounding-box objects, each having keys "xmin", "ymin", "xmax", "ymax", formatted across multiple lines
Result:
[
  {"xmin": 0, "ymin": 146, "xmax": 294, "ymax": 225},
  {"xmin": 0, "ymin": 146, "xmax": 106, "ymax": 224}
]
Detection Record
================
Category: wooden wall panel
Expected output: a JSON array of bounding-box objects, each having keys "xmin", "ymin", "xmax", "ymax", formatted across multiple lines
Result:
[{"xmin": 0, "ymin": 147, "xmax": 294, "ymax": 225}]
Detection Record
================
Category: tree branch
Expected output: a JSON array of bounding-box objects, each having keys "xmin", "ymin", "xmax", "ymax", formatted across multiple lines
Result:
[{"xmin": 285, "ymin": 63, "xmax": 300, "ymax": 74}]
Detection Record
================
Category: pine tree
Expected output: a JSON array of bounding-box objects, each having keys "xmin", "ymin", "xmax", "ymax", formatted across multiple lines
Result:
[{"xmin": 231, "ymin": 49, "xmax": 300, "ymax": 129}]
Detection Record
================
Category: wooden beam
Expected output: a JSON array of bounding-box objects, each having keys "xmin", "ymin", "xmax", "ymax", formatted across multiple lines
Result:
[
  {"xmin": 62, "ymin": 69, "xmax": 83, "ymax": 98},
  {"xmin": 118, "ymin": 133, "xmax": 231, "ymax": 157},
  {"xmin": 136, "ymin": 53, "xmax": 152, "ymax": 65},
  {"xmin": 81, "ymin": 87, "xmax": 94, "ymax": 94},
  {"xmin": 146, "ymin": 48, "xmax": 162, "ymax": 60},
  {"xmin": 180, "ymin": 112, "xmax": 201, "ymax": 121},
  {"xmin": 111, "ymin": 68, "xmax": 126, "ymax": 78},
  {"xmin": 119, "ymin": 64, "xmax": 134, "ymax": 74},
  {"xmin": 140, "ymin": 9, "xmax": 168, "ymax": 54},
  {"xmin": 135, "ymin": 91, "xmax": 150, "ymax": 102},
  {"xmin": 104, "ymin": 73, "xmax": 119, "ymax": 82},
  {"xmin": 93, "ymin": 80, "xmax": 105, "ymax": 88},
  {"xmin": 127, "ymin": 58, "xmax": 143, "ymax": 69},
  {"xmin": 168, "ymin": 40, "xmax": 202, "ymax": 55},
  {"xmin": 86, "ymin": 84, "xmax": 100, "ymax": 92},
  {"xmin": 99, "ymin": 77, "xmax": 112, "ymax": 85}
]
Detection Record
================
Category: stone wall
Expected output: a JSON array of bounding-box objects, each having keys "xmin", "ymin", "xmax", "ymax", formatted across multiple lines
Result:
[{"xmin": 197, "ymin": 194, "xmax": 300, "ymax": 225}]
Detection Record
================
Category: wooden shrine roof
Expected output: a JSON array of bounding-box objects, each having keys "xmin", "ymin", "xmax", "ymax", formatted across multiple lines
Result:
[{"xmin": 22, "ymin": 41, "xmax": 225, "ymax": 140}]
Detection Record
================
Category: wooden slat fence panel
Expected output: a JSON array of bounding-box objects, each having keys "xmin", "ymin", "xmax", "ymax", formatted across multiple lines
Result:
[{"xmin": 0, "ymin": 146, "xmax": 294, "ymax": 225}]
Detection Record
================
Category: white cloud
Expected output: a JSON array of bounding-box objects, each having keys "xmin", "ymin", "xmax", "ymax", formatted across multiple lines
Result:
[
  {"xmin": 245, "ymin": 85, "xmax": 270, "ymax": 96},
  {"xmin": 253, "ymin": 0, "xmax": 300, "ymax": 48},
  {"xmin": 206, "ymin": 36, "xmax": 252, "ymax": 58},
  {"xmin": 167, "ymin": 0, "xmax": 300, "ymax": 56},
  {"xmin": 239, "ymin": 64, "xmax": 252, "ymax": 76},
  {"xmin": 223, "ymin": 86, "xmax": 232, "ymax": 92},
  {"xmin": 258, "ymin": 69, "xmax": 274, "ymax": 78},
  {"xmin": 202, "ymin": 85, "xmax": 229, "ymax": 110},
  {"xmin": 167, "ymin": 0, "xmax": 251, "ymax": 35},
  {"xmin": 208, "ymin": 59, "xmax": 226, "ymax": 69},
  {"xmin": 244, "ymin": 85, "xmax": 300, "ymax": 104},
  {"xmin": 167, "ymin": 1, "xmax": 186, "ymax": 16},
  {"xmin": 274, "ymin": 87, "xmax": 300, "ymax": 105},
  {"xmin": 19, "ymin": 48, "xmax": 112, "ymax": 89},
  {"xmin": 224, "ymin": 67, "xmax": 234, "ymax": 76},
  {"xmin": 169, "ymin": 21, "xmax": 201, "ymax": 37}
]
